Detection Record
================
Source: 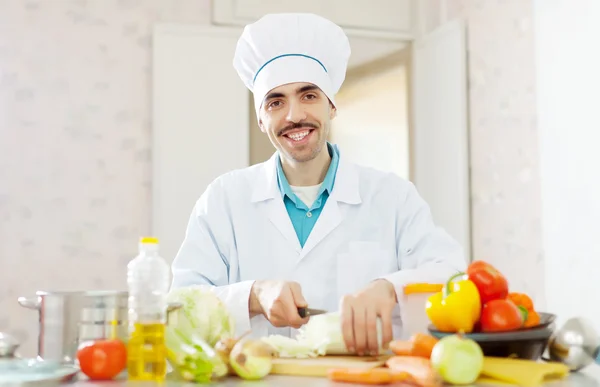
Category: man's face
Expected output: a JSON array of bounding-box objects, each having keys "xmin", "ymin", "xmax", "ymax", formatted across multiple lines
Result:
[{"xmin": 258, "ymin": 82, "xmax": 336, "ymax": 164}]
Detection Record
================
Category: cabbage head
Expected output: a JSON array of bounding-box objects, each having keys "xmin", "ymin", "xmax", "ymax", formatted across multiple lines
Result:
[{"xmin": 167, "ymin": 285, "xmax": 235, "ymax": 347}]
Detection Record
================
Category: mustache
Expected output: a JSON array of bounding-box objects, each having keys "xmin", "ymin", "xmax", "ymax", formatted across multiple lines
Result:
[{"xmin": 278, "ymin": 122, "xmax": 318, "ymax": 136}]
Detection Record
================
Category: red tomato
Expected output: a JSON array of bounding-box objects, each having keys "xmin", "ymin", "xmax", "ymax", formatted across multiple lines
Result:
[
  {"xmin": 480, "ymin": 299, "xmax": 524, "ymax": 332},
  {"xmin": 466, "ymin": 260, "xmax": 509, "ymax": 304},
  {"xmin": 77, "ymin": 339, "xmax": 127, "ymax": 380}
]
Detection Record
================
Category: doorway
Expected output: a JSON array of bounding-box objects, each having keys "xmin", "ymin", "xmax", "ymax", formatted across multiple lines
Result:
[{"xmin": 329, "ymin": 49, "xmax": 411, "ymax": 180}]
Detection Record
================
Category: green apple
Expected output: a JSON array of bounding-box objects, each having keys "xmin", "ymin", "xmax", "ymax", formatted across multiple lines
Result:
[{"xmin": 430, "ymin": 334, "xmax": 484, "ymax": 385}]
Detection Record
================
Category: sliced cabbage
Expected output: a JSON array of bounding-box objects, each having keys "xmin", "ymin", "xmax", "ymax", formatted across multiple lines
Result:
[
  {"xmin": 261, "ymin": 312, "xmax": 384, "ymax": 358},
  {"xmin": 261, "ymin": 334, "xmax": 327, "ymax": 358}
]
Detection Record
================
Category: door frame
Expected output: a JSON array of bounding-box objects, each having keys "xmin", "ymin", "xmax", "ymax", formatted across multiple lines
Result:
[{"xmin": 337, "ymin": 48, "xmax": 415, "ymax": 182}]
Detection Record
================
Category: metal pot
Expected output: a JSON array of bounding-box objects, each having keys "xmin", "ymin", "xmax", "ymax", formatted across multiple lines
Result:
[{"xmin": 18, "ymin": 290, "xmax": 180, "ymax": 364}]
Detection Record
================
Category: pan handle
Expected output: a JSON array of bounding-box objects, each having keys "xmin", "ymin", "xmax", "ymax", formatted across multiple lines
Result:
[{"xmin": 17, "ymin": 296, "xmax": 40, "ymax": 310}]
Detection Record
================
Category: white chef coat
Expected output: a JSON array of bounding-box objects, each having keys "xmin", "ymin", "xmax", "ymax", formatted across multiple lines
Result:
[{"xmin": 170, "ymin": 147, "xmax": 467, "ymax": 339}]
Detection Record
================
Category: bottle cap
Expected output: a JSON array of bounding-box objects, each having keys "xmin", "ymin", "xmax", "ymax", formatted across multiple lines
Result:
[{"xmin": 140, "ymin": 236, "xmax": 159, "ymax": 244}]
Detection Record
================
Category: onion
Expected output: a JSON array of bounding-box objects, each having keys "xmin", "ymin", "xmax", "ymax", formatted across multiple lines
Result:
[
  {"xmin": 214, "ymin": 331, "xmax": 253, "ymax": 375},
  {"xmin": 430, "ymin": 334, "xmax": 484, "ymax": 384},
  {"xmin": 214, "ymin": 337, "xmax": 238, "ymax": 375},
  {"xmin": 229, "ymin": 338, "xmax": 275, "ymax": 380}
]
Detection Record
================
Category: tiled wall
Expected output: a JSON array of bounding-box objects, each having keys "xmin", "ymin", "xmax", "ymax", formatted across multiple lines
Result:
[
  {"xmin": 0, "ymin": 0, "xmax": 547, "ymax": 357},
  {"xmin": 0, "ymin": 0, "xmax": 210, "ymax": 357}
]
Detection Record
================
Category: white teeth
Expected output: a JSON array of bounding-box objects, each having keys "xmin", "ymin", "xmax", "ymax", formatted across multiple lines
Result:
[{"xmin": 288, "ymin": 130, "xmax": 310, "ymax": 141}]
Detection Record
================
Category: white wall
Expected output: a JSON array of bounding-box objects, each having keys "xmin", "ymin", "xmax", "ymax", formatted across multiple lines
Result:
[
  {"xmin": 533, "ymin": 0, "xmax": 600, "ymax": 330},
  {"xmin": 330, "ymin": 64, "xmax": 410, "ymax": 179}
]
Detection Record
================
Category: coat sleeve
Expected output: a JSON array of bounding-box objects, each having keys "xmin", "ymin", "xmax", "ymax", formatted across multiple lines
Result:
[
  {"xmin": 378, "ymin": 180, "xmax": 467, "ymax": 327},
  {"xmin": 170, "ymin": 178, "xmax": 256, "ymax": 336}
]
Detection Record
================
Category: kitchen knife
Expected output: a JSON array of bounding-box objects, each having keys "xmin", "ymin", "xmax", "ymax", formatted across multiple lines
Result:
[{"xmin": 297, "ymin": 307, "xmax": 327, "ymax": 318}]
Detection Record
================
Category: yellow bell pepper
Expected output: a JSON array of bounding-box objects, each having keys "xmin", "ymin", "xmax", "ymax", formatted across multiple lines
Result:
[{"xmin": 425, "ymin": 272, "xmax": 481, "ymax": 333}]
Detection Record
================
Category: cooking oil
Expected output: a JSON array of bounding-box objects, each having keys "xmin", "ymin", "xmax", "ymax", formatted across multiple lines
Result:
[
  {"xmin": 127, "ymin": 322, "xmax": 167, "ymax": 380},
  {"xmin": 126, "ymin": 236, "xmax": 170, "ymax": 381}
]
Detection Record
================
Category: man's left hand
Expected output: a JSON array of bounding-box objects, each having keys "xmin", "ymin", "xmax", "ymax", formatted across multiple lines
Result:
[{"xmin": 339, "ymin": 279, "xmax": 397, "ymax": 356}]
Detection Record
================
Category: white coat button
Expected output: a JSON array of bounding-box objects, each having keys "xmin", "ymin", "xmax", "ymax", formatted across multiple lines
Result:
[{"xmin": 306, "ymin": 212, "xmax": 312, "ymax": 218}]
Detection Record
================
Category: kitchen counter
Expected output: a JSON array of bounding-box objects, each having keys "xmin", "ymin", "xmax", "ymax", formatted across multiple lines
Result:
[{"xmin": 60, "ymin": 364, "xmax": 600, "ymax": 387}]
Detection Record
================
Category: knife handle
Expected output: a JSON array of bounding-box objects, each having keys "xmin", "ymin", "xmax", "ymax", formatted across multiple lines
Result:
[{"xmin": 297, "ymin": 307, "xmax": 308, "ymax": 318}]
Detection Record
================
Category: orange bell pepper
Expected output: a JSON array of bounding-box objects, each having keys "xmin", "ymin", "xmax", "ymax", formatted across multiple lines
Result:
[
  {"xmin": 508, "ymin": 292, "xmax": 534, "ymax": 311},
  {"xmin": 524, "ymin": 310, "xmax": 541, "ymax": 327},
  {"xmin": 508, "ymin": 292, "xmax": 540, "ymax": 328}
]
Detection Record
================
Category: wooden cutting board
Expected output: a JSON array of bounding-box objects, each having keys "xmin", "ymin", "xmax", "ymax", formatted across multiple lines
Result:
[{"xmin": 270, "ymin": 355, "xmax": 393, "ymax": 377}]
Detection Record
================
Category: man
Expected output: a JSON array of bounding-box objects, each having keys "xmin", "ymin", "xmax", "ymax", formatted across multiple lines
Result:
[{"xmin": 171, "ymin": 13, "xmax": 466, "ymax": 356}]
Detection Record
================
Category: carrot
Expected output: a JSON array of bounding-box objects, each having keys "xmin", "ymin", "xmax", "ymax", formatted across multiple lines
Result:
[
  {"xmin": 389, "ymin": 340, "xmax": 414, "ymax": 356},
  {"xmin": 410, "ymin": 333, "xmax": 439, "ymax": 358},
  {"xmin": 389, "ymin": 370, "xmax": 418, "ymax": 384},
  {"xmin": 327, "ymin": 367, "xmax": 394, "ymax": 385},
  {"xmin": 389, "ymin": 333, "xmax": 439, "ymax": 358},
  {"xmin": 385, "ymin": 356, "xmax": 442, "ymax": 387}
]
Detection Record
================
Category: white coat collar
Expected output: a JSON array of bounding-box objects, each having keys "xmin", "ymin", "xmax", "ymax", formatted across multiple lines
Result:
[{"xmin": 251, "ymin": 147, "xmax": 361, "ymax": 204}]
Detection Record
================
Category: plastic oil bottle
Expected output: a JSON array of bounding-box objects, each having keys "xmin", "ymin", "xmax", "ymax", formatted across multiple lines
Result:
[{"xmin": 126, "ymin": 236, "xmax": 170, "ymax": 381}]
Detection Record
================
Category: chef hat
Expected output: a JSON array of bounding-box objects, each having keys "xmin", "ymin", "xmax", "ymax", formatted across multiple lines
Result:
[{"xmin": 233, "ymin": 13, "xmax": 351, "ymax": 118}]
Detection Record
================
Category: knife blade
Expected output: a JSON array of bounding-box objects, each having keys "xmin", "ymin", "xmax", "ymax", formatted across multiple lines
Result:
[{"xmin": 297, "ymin": 307, "xmax": 328, "ymax": 318}]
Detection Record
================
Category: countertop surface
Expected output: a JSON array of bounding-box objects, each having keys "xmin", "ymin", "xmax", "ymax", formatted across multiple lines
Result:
[{"xmin": 55, "ymin": 364, "xmax": 600, "ymax": 387}]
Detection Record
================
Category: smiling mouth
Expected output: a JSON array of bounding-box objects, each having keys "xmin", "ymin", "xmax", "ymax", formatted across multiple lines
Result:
[{"xmin": 284, "ymin": 129, "xmax": 314, "ymax": 141}]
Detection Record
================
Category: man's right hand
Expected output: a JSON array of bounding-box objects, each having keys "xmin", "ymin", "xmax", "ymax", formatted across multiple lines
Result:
[{"xmin": 249, "ymin": 280, "xmax": 310, "ymax": 329}]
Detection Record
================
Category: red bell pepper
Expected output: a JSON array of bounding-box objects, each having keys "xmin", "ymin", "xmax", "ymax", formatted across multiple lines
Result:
[{"xmin": 466, "ymin": 260, "xmax": 509, "ymax": 304}]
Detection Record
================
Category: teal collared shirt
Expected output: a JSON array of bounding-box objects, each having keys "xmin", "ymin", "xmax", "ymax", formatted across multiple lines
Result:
[{"xmin": 276, "ymin": 143, "xmax": 340, "ymax": 247}]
